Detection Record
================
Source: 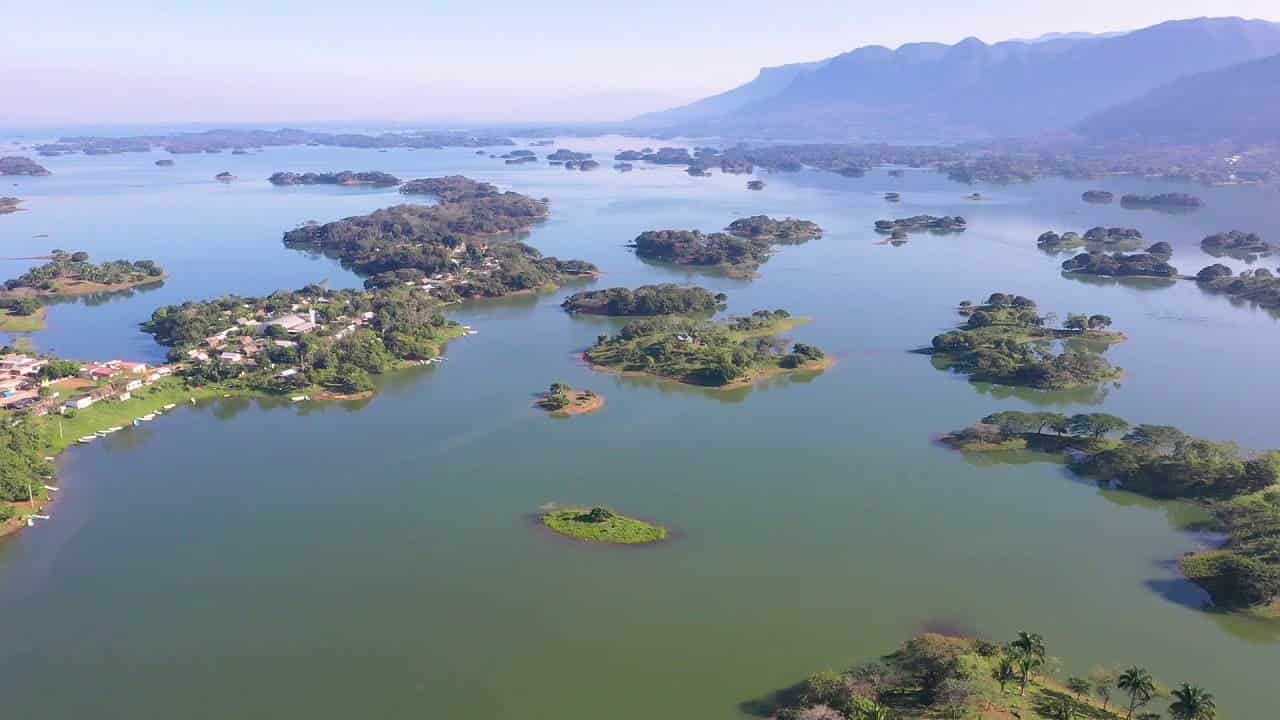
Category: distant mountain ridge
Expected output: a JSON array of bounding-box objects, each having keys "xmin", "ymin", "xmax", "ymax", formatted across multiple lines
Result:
[
  {"xmin": 1078, "ymin": 52, "xmax": 1280, "ymax": 144},
  {"xmin": 631, "ymin": 17, "xmax": 1280, "ymax": 142}
]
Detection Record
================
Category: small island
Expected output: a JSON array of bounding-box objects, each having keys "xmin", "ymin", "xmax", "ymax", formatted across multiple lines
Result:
[
  {"xmin": 585, "ymin": 309, "xmax": 830, "ymax": 388},
  {"xmin": 1061, "ymin": 250, "xmax": 1179, "ymax": 278},
  {"xmin": 547, "ymin": 149, "xmax": 592, "ymax": 163},
  {"xmin": 1196, "ymin": 264, "xmax": 1280, "ymax": 310},
  {"xmin": 0, "ymin": 156, "xmax": 51, "ymax": 176},
  {"xmin": 630, "ymin": 229, "xmax": 772, "ymax": 278},
  {"xmin": 874, "ymin": 215, "xmax": 966, "ymax": 237},
  {"xmin": 0, "ymin": 197, "xmax": 21, "ymax": 215},
  {"xmin": 725, "ymin": 215, "xmax": 822, "ymax": 244},
  {"xmin": 534, "ymin": 382, "xmax": 604, "ymax": 417},
  {"xmin": 541, "ymin": 506, "xmax": 667, "ymax": 545},
  {"xmin": 215, "ymin": 171, "xmax": 236, "ymax": 182},
  {"xmin": 1081, "ymin": 189, "xmax": 1114, "ymax": 203},
  {"xmin": 923, "ymin": 293, "xmax": 1123, "ymax": 390},
  {"xmin": 943, "ymin": 410, "xmax": 1280, "ymax": 617},
  {"xmin": 1200, "ymin": 230, "xmax": 1271, "ymax": 259},
  {"xmin": 284, "ymin": 176, "xmax": 597, "ymax": 299},
  {"xmin": 1036, "ymin": 226, "xmax": 1143, "ymax": 253},
  {"xmin": 154, "ymin": 159, "xmax": 175, "ymax": 167},
  {"xmin": 267, "ymin": 170, "xmax": 401, "ymax": 187},
  {"xmin": 561, "ymin": 284, "xmax": 725, "ymax": 316},
  {"xmin": 746, "ymin": 179, "xmax": 765, "ymax": 190},
  {"xmin": 614, "ymin": 162, "xmax": 634, "ymax": 172},
  {"xmin": 1120, "ymin": 192, "xmax": 1203, "ymax": 211}
]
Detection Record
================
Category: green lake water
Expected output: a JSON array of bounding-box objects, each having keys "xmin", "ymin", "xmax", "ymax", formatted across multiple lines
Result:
[{"xmin": 0, "ymin": 135, "xmax": 1277, "ymax": 718}]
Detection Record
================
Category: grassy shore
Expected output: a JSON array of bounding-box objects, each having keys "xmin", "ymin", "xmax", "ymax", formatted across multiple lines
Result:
[
  {"xmin": 0, "ymin": 306, "xmax": 48, "ymax": 332},
  {"xmin": 542, "ymin": 507, "xmax": 667, "ymax": 545},
  {"xmin": 35, "ymin": 377, "xmax": 225, "ymax": 454}
]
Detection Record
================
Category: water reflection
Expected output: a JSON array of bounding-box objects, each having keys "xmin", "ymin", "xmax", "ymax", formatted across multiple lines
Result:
[{"xmin": 1058, "ymin": 272, "xmax": 1179, "ymax": 292}]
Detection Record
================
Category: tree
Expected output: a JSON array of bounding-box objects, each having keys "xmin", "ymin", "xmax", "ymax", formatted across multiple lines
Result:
[
  {"xmin": 1123, "ymin": 425, "xmax": 1189, "ymax": 455},
  {"xmin": 1090, "ymin": 667, "xmax": 1118, "ymax": 711},
  {"xmin": 1067, "ymin": 413, "xmax": 1130, "ymax": 439},
  {"xmin": 1066, "ymin": 676, "xmax": 1091, "ymax": 699},
  {"xmin": 1087, "ymin": 314, "xmax": 1113, "ymax": 330},
  {"xmin": 1008, "ymin": 631, "xmax": 1045, "ymax": 695},
  {"xmin": 1045, "ymin": 696, "xmax": 1076, "ymax": 720},
  {"xmin": 992, "ymin": 655, "xmax": 1017, "ymax": 694},
  {"xmin": 1118, "ymin": 666, "xmax": 1157, "ymax": 719},
  {"xmin": 1065, "ymin": 314, "xmax": 1089, "ymax": 331},
  {"xmin": 1168, "ymin": 684, "xmax": 1215, "ymax": 720}
]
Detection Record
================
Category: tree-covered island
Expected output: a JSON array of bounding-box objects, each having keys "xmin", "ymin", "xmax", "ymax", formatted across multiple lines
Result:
[
  {"xmin": 268, "ymin": 170, "xmax": 401, "ymax": 187},
  {"xmin": 0, "ymin": 156, "xmax": 51, "ymax": 176},
  {"xmin": 1200, "ymin": 230, "xmax": 1271, "ymax": 260},
  {"xmin": 725, "ymin": 215, "xmax": 823, "ymax": 244},
  {"xmin": 943, "ymin": 410, "xmax": 1280, "ymax": 618},
  {"xmin": 1036, "ymin": 227, "xmax": 1145, "ymax": 253},
  {"xmin": 923, "ymin": 293, "xmax": 1124, "ymax": 390},
  {"xmin": 764, "ymin": 630, "xmax": 1217, "ymax": 720},
  {"xmin": 1195, "ymin": 263, "xmax": 1280, "ymax": 311},
  {"xmin": 630, "ymin": 216, "xmax": 820, "ymax": 278},
  {"xmin": 584, "ymin": 309, "xmax": 829, "ymax": 388},
  {"xmin": 282, "ymin": 176, "xmax": 597, "ymax": 299},
  {"xmin": 1081, "ymin": 189, "xmax": 1115, "ymax": 203},
  {"xmin": 1061, "ymin": 251, "xmax": 1180, "ymax": 278},
  {"xmin": 1120, "ymin": 193, "xmax": 1204, "ymax": 211},
  {"xmin": 0, "ymin": 251, "xmax": 166, "ymax": 331},
  {"xmin": 534, "ymin": 382, "xmax": 603, "ymax": 417},
  {"xmin": 874, "ymin": 215, "xmax": 967, "ymax": 239},
  {"xmin": 541, "ymin": 506, "xmax": 666, "ymax": 544},
  {"xmin": 0, "ymin": 197, "xmax": 22, "ymax": 215},
  {"xmin": 561, "ymin": 284, "xmax": 726, "ymax": 316}
]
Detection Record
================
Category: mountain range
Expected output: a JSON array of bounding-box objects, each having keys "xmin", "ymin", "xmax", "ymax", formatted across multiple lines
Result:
[{"xmin": 629, "ymin": 17, "xmax": 1280, "ymax": 143}]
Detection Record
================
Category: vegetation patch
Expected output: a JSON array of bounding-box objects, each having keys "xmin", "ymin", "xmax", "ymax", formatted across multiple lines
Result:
[
  {"xmin": 535, "ymin": 383, "xmax": 604, "ymax": 417},
  {"xmin": 542, "ymin": 507, "xmax": 667, "ymax": 545},
  {"xmin": 923, "ymin": 292, "xmax": 1123, "ymax": 390},
  {"xmin": 585, "ymin": 310, "xmax": 828, "ymax": 388},
  {"xmin": 758, "ymin": 631, "xmax": 1214, "ymax": 720},
  {"xmin": 561, "ymin": 284, "xmax": 725, "ymax": 316}
]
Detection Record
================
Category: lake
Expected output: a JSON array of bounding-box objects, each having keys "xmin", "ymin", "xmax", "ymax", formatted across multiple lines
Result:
[{"xmin": 1, "ymin": 135, "xmax": 1277, "ymax": 718}]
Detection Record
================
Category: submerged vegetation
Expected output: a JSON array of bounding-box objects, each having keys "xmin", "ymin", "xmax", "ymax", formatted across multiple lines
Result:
[
  {"xmin": 561, "ymin": 284, "xmax": 725, "ymax": 316},
  {"xmin": 541, "ymin": 506, "xmax": 666, "ymax": 544},
  {"xmin": 944, "ymin": 410, "xmax": 1280, "ymax": 615},
  {"xmin": 585, "ymin": 309, "xmax": 827, "ymax": 387},
  {"xmin": 924, "ymin": 293, "xmax": 1123, "ymax": 390}
]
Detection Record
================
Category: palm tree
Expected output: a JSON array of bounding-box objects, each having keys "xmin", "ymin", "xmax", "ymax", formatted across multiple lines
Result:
[
  {"xmin": 992, "ymin": 655, "xmax": 1017, "ymax": 694},
  {"xmin": 1008, "ymin": 632, "xmax": 1046, "ymax": 695},
  {"xmin": 1118, "ymin": 666, "xmax": 1157, "ymax": 719},
  {"xmin": 1169, "ymin": 684, "xmax": 1216, "ymax": 720}
]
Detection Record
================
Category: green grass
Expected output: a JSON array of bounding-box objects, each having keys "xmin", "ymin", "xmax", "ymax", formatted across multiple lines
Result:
[
  {"xmin": 37, "ymin": 377, "xmax": 225, "ymax": 453},
  {"xmin": 542, "ymin": 508, "xmax": 667, "ymax": 545},
  {"xmin": 0, "ymin": 306, "xmax": 48, "ymax": 332}
]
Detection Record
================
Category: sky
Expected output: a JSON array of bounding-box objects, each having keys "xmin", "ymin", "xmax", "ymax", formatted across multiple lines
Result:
[{"xmin": 6, "ymin": 0, "xmax": 1280, "ymax": 126}]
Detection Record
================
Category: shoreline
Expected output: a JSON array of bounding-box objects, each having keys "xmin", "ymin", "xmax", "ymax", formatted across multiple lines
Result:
[{"xmin": 536, "ymin": 389, "xmax": 604, "ymax": 417}]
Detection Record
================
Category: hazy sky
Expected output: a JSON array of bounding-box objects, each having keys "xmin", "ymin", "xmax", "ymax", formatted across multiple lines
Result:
[{"xmin": 7, "ymin": 1, "xmax": 1280, "ymax": 125}]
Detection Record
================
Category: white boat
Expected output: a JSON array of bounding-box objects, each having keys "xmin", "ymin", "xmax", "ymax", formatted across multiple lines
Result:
[
  {"xmin": 140, "ymin": 414, "xmax": 155, "ymax": 421},
  {"xmin": 77, "ymin": 436, "xmax": 95, "ymax": 443},
  {"xmin": 290, "ymin": 395, "xmax": 308, "ymax": 402},
  {"xmin": 162, "ymin": 403, "xmax": 176, "ymax": 410}
]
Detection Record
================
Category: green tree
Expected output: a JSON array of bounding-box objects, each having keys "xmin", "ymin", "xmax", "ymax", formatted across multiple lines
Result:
[
  {"xmin": 1045, "ymin": 696, "xmax": 1076, "ymax": 720},
  {"xmin": 1118, "ymin": 666, "xmax": 1157, "ymax": 719},
  {"xmin": 1067, "ymin": 413, "xmax": 1130, "ymax": 439},
  {"xmin": 1168, "ymin": 684, "xmax": 1215, "ymax": 720},
  {"xmin": 1066, "ymin": 676, "xmax": 1091, "ymax": 699},
  {"xmin": 1008, "ymin": 631, "xmax": 1045, "ymax": 695},
  {"xmin": 992, "ymin": 654, "xmax": 1018, "ymax": 695}
]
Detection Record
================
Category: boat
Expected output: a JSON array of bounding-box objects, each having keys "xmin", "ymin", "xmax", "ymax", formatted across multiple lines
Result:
[
  {"xmin": 77, "ymin": 436, "xmax": 96, "ymax": 443},
  {"xmin": 140, "ymin": 413, "xmax": 155, "ymax": 421},
  {"xmin": 162, "ymin": 403, "xmax": 176, "ymax": 410},
  {"xmin": 290, "ymin": 395, "xmax": 308, "ymax": 402}
]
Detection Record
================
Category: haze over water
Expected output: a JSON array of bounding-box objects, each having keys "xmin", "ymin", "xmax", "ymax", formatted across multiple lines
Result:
[{"xmin": 1, "ymin": 136, "xmax": 1279, "ymax": 718}]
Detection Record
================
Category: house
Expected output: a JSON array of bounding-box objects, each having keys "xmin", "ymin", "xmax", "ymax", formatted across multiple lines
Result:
[
  {"xmin": 84, "ymin": 362, "xmax": 121, "ymax": 379},
  {"xmin": 63, "ymin": 395, "xmax": 96, "ymax": 412},
  {"xmin": 218, "ymin": 352, "xmax": 244, "ymax": 364},
  {"xmin": 117, "ymin": 391, "xmax": 132, "ymax": 402},
  {"xmin": 0, "ymin": 376, "xmax": 26, "ymax": 394},
  {"xmin": 269, "ymin": 310, "xmax": 318, "ymax": 335},
  {"xmin": 124, "ymin": 379, "xmax": 143, "ymax": 392},
  {"xmin": 118, "ymin": 361, "xmax": 148, "ymax": 375},
  {"xmin": 0, "ymin": 354, "xmax": 48, "ymax": 376},
  {"xmin": 277, "ymin": 368, "xmax": 299, "ymax": 378}
]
